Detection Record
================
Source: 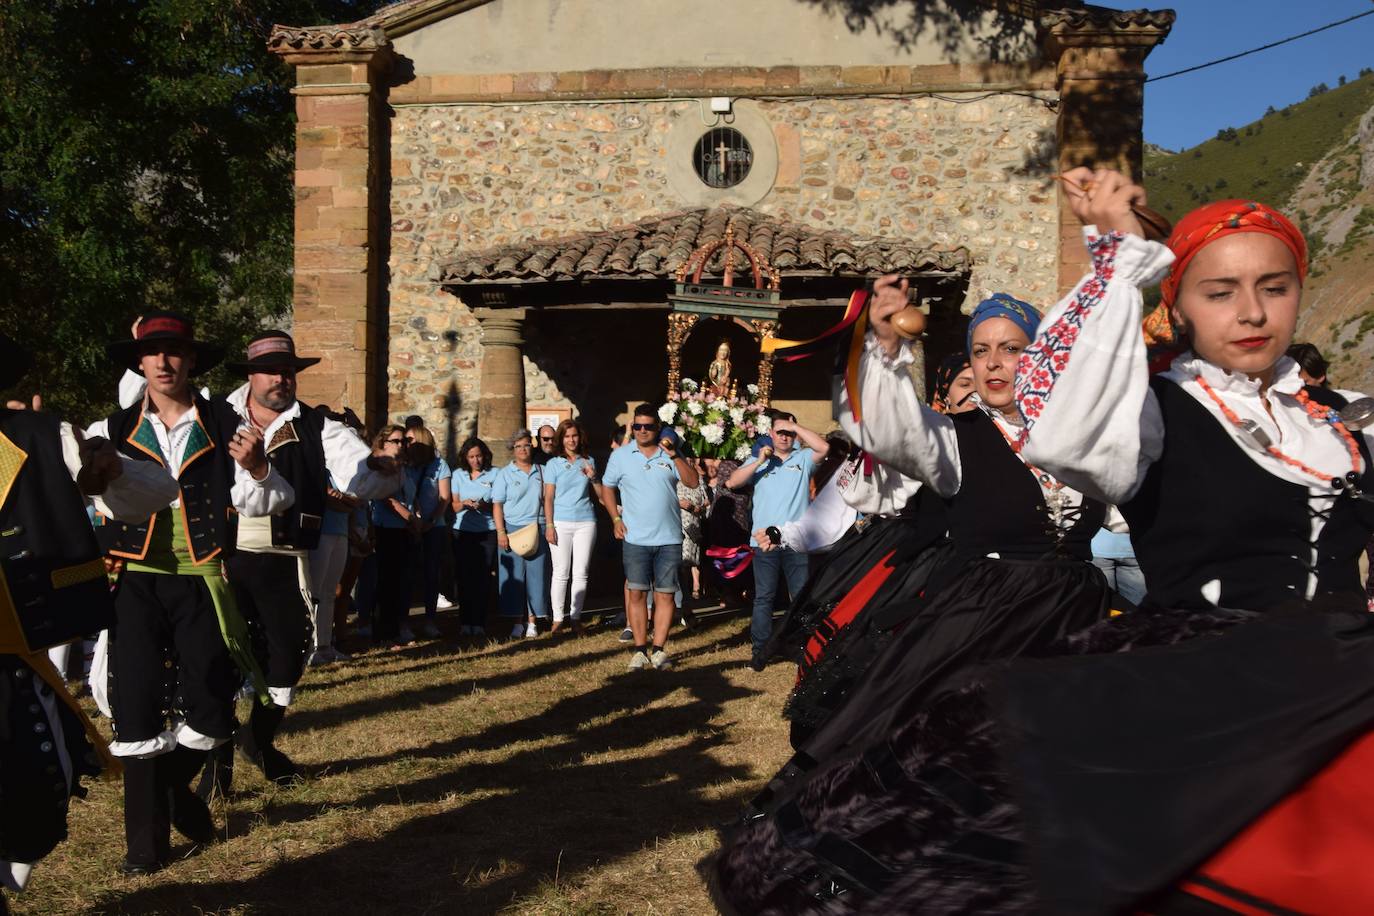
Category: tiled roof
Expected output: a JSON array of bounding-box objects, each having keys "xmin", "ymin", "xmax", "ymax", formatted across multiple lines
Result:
[{"xmin": 435, "ymin": 208, "xmax": 971, "ymax": 286}]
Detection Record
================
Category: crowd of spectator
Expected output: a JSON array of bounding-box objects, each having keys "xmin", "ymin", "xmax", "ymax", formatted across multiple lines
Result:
[{"xmin": 304, "ymin": 402, "xmax": 844, "ymax": 670}]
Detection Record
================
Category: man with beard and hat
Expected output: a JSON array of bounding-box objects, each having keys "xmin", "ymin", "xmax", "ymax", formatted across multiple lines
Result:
[
  {"xmin": 87, "ymin": 312, "xmax": 295, "ymax": 876},
  {"xmin": 0, "ymin": 330, "xmax": 181, "ymax": 904},
  {"xmin": 191, "ymin": 329, "xmax": 401, "ymax": 797}
]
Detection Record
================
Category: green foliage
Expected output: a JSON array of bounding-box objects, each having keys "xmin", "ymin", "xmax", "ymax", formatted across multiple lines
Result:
[
  {"xmin": 1145, "ymin": 74, "xmax": 1374, "ymax": 223},
  {"xmin": 0, "ymin": 0, "xmax": 379, "ymax": 422}
]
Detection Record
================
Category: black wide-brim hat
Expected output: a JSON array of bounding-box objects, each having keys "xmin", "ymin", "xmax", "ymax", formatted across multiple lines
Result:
[
  {"xmin": 0, "ymin": 332, "xmax": 34, "ymax": 390},
  {"xmin": 106, "ymin": 312, "xmax": 225, "ymax": 377},
  {"xmin": 226, "ymin": 329, "xmax": 321, "ymax": 375}
]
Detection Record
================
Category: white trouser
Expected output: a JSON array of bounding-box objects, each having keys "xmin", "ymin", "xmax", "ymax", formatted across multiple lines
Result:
[
  {"xmin": 308, "ymin": 534, "xmax": 350, "ymax": 651},
  {"xmin": 549, "ymin": 519, "xmax": 597, "ymax": 621}
]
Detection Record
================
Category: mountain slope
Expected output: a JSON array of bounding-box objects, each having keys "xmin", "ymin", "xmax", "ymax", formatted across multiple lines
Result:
[
  {"xmin": 1144, "ymin": 75, "xmax": 1374, "ymax": 393},
  {"xmin": 1145, "ymin": 75, "xmax": 1374, "ymax": 223}
]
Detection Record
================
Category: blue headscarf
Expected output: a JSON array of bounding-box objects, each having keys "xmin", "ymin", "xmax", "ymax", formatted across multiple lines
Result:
[{"xmin": 966, "ymin": 293, "xmax": 1041, "ymax": 355}]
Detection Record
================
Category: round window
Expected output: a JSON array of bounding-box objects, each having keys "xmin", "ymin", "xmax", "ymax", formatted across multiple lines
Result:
[{"xmin": 692, "ymin": 127, "xmax": 754, "ymax": 189}]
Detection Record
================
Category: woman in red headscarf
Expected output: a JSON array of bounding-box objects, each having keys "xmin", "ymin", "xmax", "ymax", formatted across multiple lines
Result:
[
  {"xmin": 999, "ymin": 169, "xmax": 1374, "ymax": 914},
  {"xmin": 701, "ymin": 179, "xmax": 1374, "ymax": 916}
]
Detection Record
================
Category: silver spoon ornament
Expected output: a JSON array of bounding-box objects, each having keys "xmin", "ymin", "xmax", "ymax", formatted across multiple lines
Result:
[{"xmin": 1338, "ymin": 397, "xmax": 1374, "ymax": 431}]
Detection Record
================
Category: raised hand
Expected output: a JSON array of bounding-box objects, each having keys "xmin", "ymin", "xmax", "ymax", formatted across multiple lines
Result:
[
  {"xmin": 76, "ymin": 433, "xmax": 124, "ymax": 495},
  {"xmin": 869, "ymin": 274, "xmax": 911, "ymax": 358},
  {"xmin": 1060, "ymin": 167, "xmax": 1145, "ymax": 239},
  {"xmin": 367, "ymin": 453, "xmax": 402, "ymax": 474},
  {"xmin": 228, "ymin": 426, "xmax": 268, "ymax": 479}
]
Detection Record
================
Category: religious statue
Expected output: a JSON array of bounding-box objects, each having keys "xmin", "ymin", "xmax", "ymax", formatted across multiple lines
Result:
[{"xmin": 707, "ymin": 341, "xmax": 732, "ymax": 397}]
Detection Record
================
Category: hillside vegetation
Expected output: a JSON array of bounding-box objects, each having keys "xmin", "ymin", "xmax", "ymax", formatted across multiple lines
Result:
[
  {"xmin": 1145, "ymin": 74, "xmax": 1374, "ymax": 223},
  {"xmin": 1144, "ymin": 73, "xmax": 1374, "ymax": 393}
]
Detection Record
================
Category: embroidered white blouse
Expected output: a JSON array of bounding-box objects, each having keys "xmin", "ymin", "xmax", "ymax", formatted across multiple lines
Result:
[
  {"xmin": 1015, "ymin": 229, "xmax": 1374, "ymax": 601},
  {"xmin": 838, "ymin": 333, "xmax": 1088, "ymax": 532}
]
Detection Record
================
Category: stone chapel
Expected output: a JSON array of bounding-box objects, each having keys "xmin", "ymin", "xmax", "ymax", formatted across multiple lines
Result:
[{"xmin": 269, "ymin": 0, "xmax": 1173, "ymax": 460}]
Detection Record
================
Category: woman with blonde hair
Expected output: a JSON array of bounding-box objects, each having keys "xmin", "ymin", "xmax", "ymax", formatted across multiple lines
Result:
[{"xmin": 402, "ymin": 424, "xmax": 451, "ymax": 639}]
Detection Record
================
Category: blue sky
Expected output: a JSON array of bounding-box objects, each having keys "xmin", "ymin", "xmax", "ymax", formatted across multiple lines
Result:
[{"xmin": 1107, "ymin": 0, "xmax": 1374, "ymax": 150}]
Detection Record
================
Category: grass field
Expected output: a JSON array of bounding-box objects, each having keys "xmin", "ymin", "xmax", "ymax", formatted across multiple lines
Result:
[{"xmin": 15, "ymin": 607, "xmax": 792, "ymax": 915}]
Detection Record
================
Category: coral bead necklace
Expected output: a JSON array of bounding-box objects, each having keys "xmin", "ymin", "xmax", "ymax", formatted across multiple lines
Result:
[{"xmin": 1194, "ymin": 374, "xmax": 1365, "ymax": 495}]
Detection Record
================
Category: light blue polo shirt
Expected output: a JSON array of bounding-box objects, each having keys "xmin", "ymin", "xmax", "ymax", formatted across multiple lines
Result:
[
  {"xmin": 545, "ymin": 456, "xmax": 598, "ymax": 522},
  {"xmin": 491, "ymin": 462, "xmax": 545, "ymax": 528},
  {"xmin": 407, "ymin": 456, "xmax": 451, "ymax": 519},
  {"xmin": 451, "ymin": 467, "xmax": 498, "ymax": 532},
  {"xmin": 370, "ymin": 473, "xmax": 412, "ymax": 529},
  {"xmin": 602, "ymin": 443, "xmax": 682, "ymax": 547},
  {"xmin": 750, "ymin": 447, "xmax": 815, "ymax": 547}
]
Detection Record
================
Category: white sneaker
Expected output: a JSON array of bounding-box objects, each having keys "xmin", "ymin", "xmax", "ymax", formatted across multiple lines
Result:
[
  {"xmin": 627, "ymin": 650, "xmax": 651, "ymax": 670},
  {"xmin": 435, "ymin": 594, "xmax": 454, "ymax": 610},
  {"xmin": 510, "ymin": 622, "xmax": 526, "ymax": 638},
  {"xmin": 523, "ymin": 623, "xmax": 538, "ymax": 638},
  {"xmin": 650, "ymin": 649, "xmax": 673, "ymax": 670},
  {"xmin": 417, "ymin": 621, "xmax": 441, "ymax": 639}
]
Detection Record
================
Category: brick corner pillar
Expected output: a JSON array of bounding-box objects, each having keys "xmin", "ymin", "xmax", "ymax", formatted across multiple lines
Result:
[
  {"xmin": 473, "ymin": 307, "xmax": 528, "ymax": 465},
  {"xmin": 269, "ymin": 24, "xmax": 394, "ymax": 427},
  {"xmin": 1041, "ymin": 9, "xmax": 1174, "ymax": 295}
]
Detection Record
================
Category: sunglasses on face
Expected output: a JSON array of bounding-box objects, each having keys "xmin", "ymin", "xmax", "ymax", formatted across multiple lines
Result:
[
  {"xmin": 539, "ymin": 436, "xmax": 554, "ymax": 443},
  {"xmin": 631, "ymin": 423, "xmax": 656, "ymax": 431}
]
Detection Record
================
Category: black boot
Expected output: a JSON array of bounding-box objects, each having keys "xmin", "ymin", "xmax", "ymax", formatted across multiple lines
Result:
[
  {"xmin": 121, "ymin": 756, "xmax": 170, "ymax": 875},
  {"xmin": 160, "ymin": 745, "xmax": 215, "ymax": 848},
  {"xmin": 195, "ymin": 742, "xmax": 235, "ymax": 802},
  {"xmin": 246, "ymin": 702, "xmax": 301, "ymax": 786}
]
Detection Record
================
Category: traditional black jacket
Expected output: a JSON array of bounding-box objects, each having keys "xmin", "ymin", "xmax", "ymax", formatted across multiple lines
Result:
[
  {"xmin": 1123, "ymin": 377, "xmax": 1374, "ymax": 611},
  {"xmin": 249, "ymin": 402, "xmax": 327, "ymax": 551},
  {"xmin": 0, "ymin": 410, "xmax": 112, "ymax": 652},
  {"xmin": 100, "ymin": 393, "xmax": 240, "ymax": 565},
  {"xmin": 947, "ymin": 409, "xmax": 1106, "ymax": 562}
]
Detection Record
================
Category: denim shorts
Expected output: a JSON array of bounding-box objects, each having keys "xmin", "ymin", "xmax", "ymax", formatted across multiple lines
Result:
[{"xmin": 622, "ymin": 542, "xmax": 682, "ymax": 593}]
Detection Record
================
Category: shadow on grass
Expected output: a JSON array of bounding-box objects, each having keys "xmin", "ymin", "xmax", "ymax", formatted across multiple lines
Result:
[{"xmin": 92, "ymin": 631, "xmax": 768, "ymax": 915}]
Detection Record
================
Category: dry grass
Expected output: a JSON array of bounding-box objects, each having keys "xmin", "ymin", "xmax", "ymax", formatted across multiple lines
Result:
[{"xmin": 16, "ymin": 608, "xmax": 796, "ymax": 916}]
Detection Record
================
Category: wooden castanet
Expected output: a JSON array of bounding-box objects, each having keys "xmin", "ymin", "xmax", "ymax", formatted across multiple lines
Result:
[
  {"xmin": 891, "ymin": 306, "xmax": 927, "ymax": 340},
  {"xmin": 1056, "ymin": 175, "xmax": 1173, "ymax": 242}
]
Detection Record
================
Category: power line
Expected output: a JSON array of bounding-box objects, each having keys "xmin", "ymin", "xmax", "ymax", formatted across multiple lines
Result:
[{"xmin": 1146, "ymin": 8, "xmax": 1374, "ymax": 83}]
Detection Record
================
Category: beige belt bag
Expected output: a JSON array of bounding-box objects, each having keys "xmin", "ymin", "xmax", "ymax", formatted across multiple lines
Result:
[{"xmin": 507, "ymin": 522, "xmax": 540, "ymax": 558}]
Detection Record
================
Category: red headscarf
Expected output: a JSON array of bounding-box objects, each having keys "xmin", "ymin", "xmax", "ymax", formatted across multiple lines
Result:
[{"xmin": 1143, "ymin": 200, "xmax": 1308, "ymax": 346}]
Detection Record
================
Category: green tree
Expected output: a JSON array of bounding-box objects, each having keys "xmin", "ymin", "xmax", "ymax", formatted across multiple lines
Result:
[{"xmin": 0, "ymin": 0, "xmax": 380, "ymax": 421}]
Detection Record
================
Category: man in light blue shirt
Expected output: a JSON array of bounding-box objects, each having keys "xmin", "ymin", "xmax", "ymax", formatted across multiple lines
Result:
[
  {"xmin": 727, "ymin": 413, "xmax": 829, "ymax": 670},
  {"xmin": 601, "ymin": 403, "xmax": 699, "ymax": 670}
]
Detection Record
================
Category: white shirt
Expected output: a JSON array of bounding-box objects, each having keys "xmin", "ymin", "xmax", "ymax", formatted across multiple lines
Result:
[
  {"xmin": 1018, "ymin": 229, "xmax": 1374, "ymax": 601},
  {"xmin": 779, "ymin": 473, "xmax": 857, "ymax": 554},
  {"xmin": 85, "ymin": 402, "xmax": 292, "ymax": 519},
  {"xmin": 840, "ymin": 338, "xmax": 1088, "ymax": 537},
  {"xmin": 223, "ymin": 384, "xmax": 397, "ymax": 555},
  {"xmin": 58, "ymin": 422, "xmax": 179, "ymax": 522}
]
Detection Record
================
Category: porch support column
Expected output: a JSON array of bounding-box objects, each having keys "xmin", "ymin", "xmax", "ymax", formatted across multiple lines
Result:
[
  {"xmin": 269, "ymin": 25, "xmax": 394, "ymax": 427},
  {"xmin": 1042, "ymin": 10, "xmax": 1173, "ymax": 294},
  {"xmin": 475, "ymin": 308, "xmax": 527, "ymax": 464}
]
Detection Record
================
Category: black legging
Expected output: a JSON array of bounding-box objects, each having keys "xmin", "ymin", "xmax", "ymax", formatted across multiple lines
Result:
[
  {"xmin": 373, "ymin": 527, "xmax": 411, "ymax": 643},
  {"xmin": 454, "ymin": 529, "xmax": 497, "ymax": 629}
]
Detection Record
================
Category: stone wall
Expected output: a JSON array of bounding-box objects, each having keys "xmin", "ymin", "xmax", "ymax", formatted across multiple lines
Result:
[{"xmin": 386, "ymin": 92, "xmax": 1058, "ymax": 446}]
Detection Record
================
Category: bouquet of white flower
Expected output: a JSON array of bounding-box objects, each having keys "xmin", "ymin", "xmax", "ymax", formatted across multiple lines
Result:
[{"xmin": 661, "ymin": 381, "xmax": 771, "ymax": 458}]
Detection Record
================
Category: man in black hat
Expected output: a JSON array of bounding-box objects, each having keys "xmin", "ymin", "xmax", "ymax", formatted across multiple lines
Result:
[
  {"xmin": 0, "ymin": 330, "xmax": 181, "ymax": 903},
  {"xmin": 87, "ymin": 312, "xmax": 295, "ymax": 875},
  {"xmin": 194, "ymin": 329, "xmax": 402, "ymax": 795}
]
